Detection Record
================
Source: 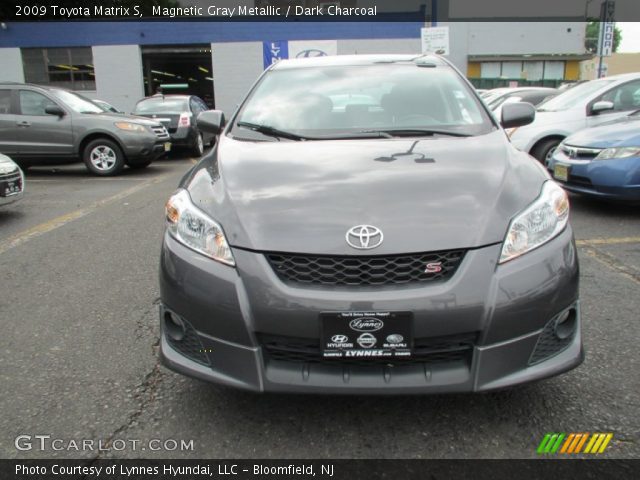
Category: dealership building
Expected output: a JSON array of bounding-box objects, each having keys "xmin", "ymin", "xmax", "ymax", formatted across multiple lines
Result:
[{"xmin": 0, "ymin": 7, "xmax": 590, "ymax": 116}]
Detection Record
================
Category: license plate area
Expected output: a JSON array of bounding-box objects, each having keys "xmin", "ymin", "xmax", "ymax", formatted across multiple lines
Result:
[
  {"xmin": 164, "ymin": 142, "xmax": 172, "ymax": 152},
  {"xmin": 1, "ymin": 178, "xmax": 21, "ymax": 197},
  {"xmin": 321, "ymin": 311, "xmax": 412, "ymax": 359},
  {"xmin": 554, "ymin": 163, "xmax": 569, "ymax": 182}
]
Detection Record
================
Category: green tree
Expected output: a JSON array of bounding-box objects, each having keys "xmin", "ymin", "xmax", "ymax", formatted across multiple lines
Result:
[{"xmin": 585, "ymin": 21, "xmax": 622, "ymax": 53}]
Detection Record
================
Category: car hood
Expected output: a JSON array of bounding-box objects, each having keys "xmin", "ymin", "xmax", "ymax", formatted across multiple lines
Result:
[
  {"xmin": 184, "ymin": 130, "xmax": 547, "ymax": 255},
  {"xmin": 565, "ymin": 116, "xmax": 640, "ymax": 148}
]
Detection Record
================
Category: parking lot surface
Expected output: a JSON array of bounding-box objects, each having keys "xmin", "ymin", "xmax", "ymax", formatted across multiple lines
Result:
[{"xmin": 0, "ymin": 155, "xmax": 638, "ymax": 459}]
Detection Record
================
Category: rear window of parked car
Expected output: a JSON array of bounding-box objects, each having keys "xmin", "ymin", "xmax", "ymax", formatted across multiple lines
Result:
[{"xmin": 134, "ymin": 98, "xmax": 189, "ymax": 114}]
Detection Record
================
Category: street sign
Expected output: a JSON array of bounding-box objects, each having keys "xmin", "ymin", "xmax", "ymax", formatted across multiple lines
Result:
[
  {"xmin": 597, "ymin": 1, "xmax": 615, "ymax": 78},
  {"xmin": 597, "ymin": 1, "xmax": 615, "ymax": 57},
  {"xmin": 421, "ymin": 26, "xmax": 450, "ymax": 56}
]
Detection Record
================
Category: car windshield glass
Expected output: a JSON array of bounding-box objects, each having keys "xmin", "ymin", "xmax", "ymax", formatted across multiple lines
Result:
[
  {"xmin": 134, "ymin": 97, "xmax": 188, "ymax": 114},
  {"xmin": 537, "ymin": 79, "xmax": 615, "ymax": 111},
  {"xmin": 50, "ymin": 90, "xmax": 103, "ymax": 114},
  {"xmin": 232, "ymin": 64, "xmax": 494, "ymax": 139}
]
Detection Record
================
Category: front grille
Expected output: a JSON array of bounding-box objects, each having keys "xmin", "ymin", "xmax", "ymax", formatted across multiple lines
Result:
[
  {"xmin": 266, "ymin": 250, "xmax": 465, "ymax": 287},
  {"xmin": 151, "ymin": 125, "xmax": 170, "ymax": 140},
  {"xmin": 561, "ymin": 144, "xmax": 602, "ymax": 160},
  {"xmin": 258, "ymin": 333, "xmax": 476, "ymax": 367}
]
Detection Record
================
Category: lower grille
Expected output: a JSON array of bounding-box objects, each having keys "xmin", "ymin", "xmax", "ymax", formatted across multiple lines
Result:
[
  {"xmin": 529, "ymin": 309, "xmax": 577, "ymax": 365},
  {"xmin": 0, "ymin": 171, "xmax": 23, "ymax": 196},
  {"xmin": 567, "ymin": 175, "xmax": 593, "ymax": 188},
  {"xmin": 258, "ymin": 333, "xmax": 476, "ymax": 367},
  {"xmin": 266, "ymin": 249, "xmax": 465, "ymax": 287},
  {"xmin": 165, "ymin": 316, "xmax": 210, "ymax": 366}
]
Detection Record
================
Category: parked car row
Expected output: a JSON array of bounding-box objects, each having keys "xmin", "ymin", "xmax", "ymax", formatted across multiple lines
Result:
[
  {"xmin": 486, "ymin": 73, "xmax": 640, "ymax": 203},
  {"xmin": 0, "ymin": 82, "xmax": 216, "ymax": 177}
]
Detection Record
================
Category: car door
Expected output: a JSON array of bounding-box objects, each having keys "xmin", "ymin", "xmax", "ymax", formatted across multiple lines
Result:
[
  {"xmin": 0, "ymin": 88, "xmax": 20, "ymax": 155},
  {"xmin": 16, "ymin": 89, "xmax": 74, "ymax": 157},
  {"xmin": 586, "ymin": 79, "xmax": 640, "ymax": 129}
]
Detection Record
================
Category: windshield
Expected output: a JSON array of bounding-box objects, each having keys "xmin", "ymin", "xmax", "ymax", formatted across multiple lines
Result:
[
  {"xmin": 50, "ymin": 90, "xmax": 103, "ymax": 114},
  {"xmin": 134, "ymin": 97, "xmax": 188, "ymax": 114},
  {"xmin": 537, "ymin": 79, "xmax": 615, "ymax": 112},
  {"xmin": 232, "ymin": 64, "xmax": 494, "ymax": 139}
]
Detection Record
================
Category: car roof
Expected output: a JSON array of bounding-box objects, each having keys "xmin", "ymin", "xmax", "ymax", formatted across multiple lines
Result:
[{"xmin": 270, "ymin": 54, "xmax": 449, "ymax": 70}]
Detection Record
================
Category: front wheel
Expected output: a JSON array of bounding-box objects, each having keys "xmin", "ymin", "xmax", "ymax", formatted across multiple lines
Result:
[
  {"xmin": 83, "ymin": 138, "xmax": 125, "ymax": 176},
  {"xmin": 531, "ymin": 138, "xmax": 562, "ymax": 166}
]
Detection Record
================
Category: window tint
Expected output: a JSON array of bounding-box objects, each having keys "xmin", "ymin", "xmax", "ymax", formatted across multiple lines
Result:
[
  {"xmin": 235, "ymin": 64, "xmax": 493, "ymax": 137},
  {"xmin": 19, "ymin": 90, "xmax": 57, "ymax": 116},
  {"xmin": 600, "ymin": 80, "xmax": 640, "ymax": 112},
  {"xmin": 0, "ymin": 90, "xmax": 11, "ymax": 114},
  {"xmin": 134, "ymin": 97, "xmax": 189, "ymax": 114}
]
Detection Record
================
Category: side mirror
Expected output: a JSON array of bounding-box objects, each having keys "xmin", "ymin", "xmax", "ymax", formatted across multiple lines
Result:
[
  {"xmin": 197, "ymin": 110, "xmax": 225, "ymax": 134},
  {"xmin": 500, "ymin": 102, "xmax": 535, "ymax": 129},
  {"xmin": 590, "ymin": 100, "xmax": 614, "ymax": 115},
  {"xmin": 45, "ymin": 105, "xmax": 65, "ymax": 117}
]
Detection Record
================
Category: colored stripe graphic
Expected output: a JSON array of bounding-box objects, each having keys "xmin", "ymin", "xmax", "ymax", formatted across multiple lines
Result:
[{"xmin": 538, "ymin": 433, "xmax": 613, "ymax": 454}]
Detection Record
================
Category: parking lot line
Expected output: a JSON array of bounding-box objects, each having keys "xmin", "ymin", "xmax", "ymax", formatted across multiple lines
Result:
[
  {"xmin": 0, "ymin": 173, "xmax": 172, "ymax": 256},
  {"xmin": 576, "ymin": 237, "xmax": 640, "ymax": 247},
  {"xmin": 581, "ymin": 246, "xmax": 640, "ymax": 285}
]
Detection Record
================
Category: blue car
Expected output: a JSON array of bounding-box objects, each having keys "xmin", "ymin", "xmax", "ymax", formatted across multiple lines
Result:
[{"xmin": 548, "ymin": 111, "xmax": 640, "ymax": 202}]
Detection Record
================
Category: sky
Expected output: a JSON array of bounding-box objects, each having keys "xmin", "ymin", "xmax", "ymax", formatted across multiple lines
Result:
[{"xmin": 617, "ymin": 23, "xmax": 640, "ymax": 53}]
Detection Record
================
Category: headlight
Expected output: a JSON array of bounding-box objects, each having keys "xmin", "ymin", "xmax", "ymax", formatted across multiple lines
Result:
[
  {"xmin": 114, "ymin": 122, "xmax": 147, "ymax": 133},
  {"xmin": 0, "ymin": 159, "xmax": 19, "ymax": 175},
  {"xmin": 595, "ymin": 146, "xmax": 640, "ymax": 160},
  {"xmin": 499, "ymin": 181, "xmax": 569, "ymax": 264},
  {"xmin": 165, "ymin": 189, "xmax": 235, "ymax": 266}
]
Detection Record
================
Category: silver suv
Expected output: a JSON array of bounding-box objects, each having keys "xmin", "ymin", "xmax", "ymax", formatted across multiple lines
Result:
[{"xmin": 0, "ymin": 83, "xmax": 171, "ymax": 176}]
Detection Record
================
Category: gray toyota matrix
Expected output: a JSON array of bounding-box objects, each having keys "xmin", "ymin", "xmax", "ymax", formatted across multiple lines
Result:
[{"xmin": 159, "ymin": 55, "xmax": 582, "ymax": 393}]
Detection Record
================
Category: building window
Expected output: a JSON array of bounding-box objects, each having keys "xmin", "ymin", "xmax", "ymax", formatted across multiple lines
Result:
[
  {"xmin": 543, "ymin": 61, "xmax": 565, "ymax": 80},
  {"xmin": 22, "ymin": 47, "xmax": 96, "ymax": 91}
]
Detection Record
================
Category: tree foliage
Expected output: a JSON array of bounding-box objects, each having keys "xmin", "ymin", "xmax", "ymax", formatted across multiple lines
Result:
[{"xmin": 585, "ymin": 21, "xmax": 622, "ymax": 54}]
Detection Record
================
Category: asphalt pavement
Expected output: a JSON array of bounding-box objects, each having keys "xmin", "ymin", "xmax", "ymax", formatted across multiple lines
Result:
[{"xmin": 0, "ymin": 155, "xmax": 638, "ymax": 460}]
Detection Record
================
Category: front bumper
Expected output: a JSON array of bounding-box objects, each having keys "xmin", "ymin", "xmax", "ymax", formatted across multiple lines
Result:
[
  {"xmin": 159, "ymin": 228, "xmax": 582, "ymax": 393},
  {"xmin": 548, "ymin": 152, "xmax": 640, "ymax": 201},
  {"xmin": 119, "ymin": 132, "xmax": 170, "ymax": 163}
]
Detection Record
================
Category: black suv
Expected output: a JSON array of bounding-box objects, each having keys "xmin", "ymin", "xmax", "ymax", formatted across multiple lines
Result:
[
  {"xmin": 0, "ymin": 83, "xmax": 171, "ymax": 176},
  {"xmin": 133, "ymin": 95, "xmax": 215, "ymax": 157}
]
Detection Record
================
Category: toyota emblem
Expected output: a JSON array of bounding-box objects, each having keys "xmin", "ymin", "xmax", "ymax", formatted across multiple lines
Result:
[{"xmin": 346, "ymin": 225, "xmax": 383, "ymax": 250}]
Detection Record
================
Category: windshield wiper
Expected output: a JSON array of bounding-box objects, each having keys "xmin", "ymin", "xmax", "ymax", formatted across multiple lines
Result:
[
  {"xmin": 358, "ymin": 128, "xmax": 471, "ymax": 138},
  {"xmin": 236, "ymin": 121, "xmax": 307, "ymax": 141}
]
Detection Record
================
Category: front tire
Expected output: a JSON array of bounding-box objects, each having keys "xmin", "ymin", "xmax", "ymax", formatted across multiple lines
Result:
[
  {"xmin": 190, "ymin": 133, "xmax": 204, "ymax": 157},
  {"xmin": 531, "ymin": 138, "xmax": 562, "ymax": 165},
  {"xmin": 83, "ymin": 138, "xmax": 125, "ymax": 176}
]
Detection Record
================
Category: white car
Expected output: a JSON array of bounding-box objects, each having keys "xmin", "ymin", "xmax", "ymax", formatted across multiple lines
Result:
[
  {"xmin": 509, "ymin": 73, "xmax": 640, "ymax": 163},
  {"xmin": 0, "ymin": 153, "xmax": 25, "ymax": 206}
]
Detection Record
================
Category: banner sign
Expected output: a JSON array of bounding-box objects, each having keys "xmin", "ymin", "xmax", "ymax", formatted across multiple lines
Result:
[
  {"xmin": 263, "ymin": 40, "xmax": 288, "ymax": 69},
  {"xmin": 421, "ymin": 26, "xmax": 450, "ymax": 55}
]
